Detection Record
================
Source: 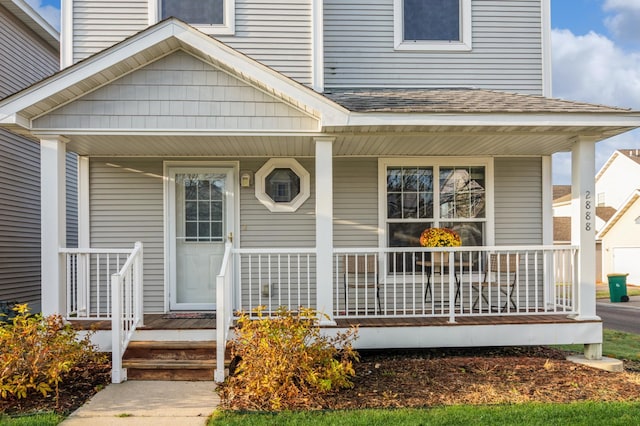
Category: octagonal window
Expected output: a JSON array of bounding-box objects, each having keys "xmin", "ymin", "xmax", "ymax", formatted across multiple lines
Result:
[
  {"xmin": 255, "ymin": 158, "xmax": 310, "ymax": 212},
  {"xmin": 266, "ymin": 168, "xmax": 301, "ymax": 203}
]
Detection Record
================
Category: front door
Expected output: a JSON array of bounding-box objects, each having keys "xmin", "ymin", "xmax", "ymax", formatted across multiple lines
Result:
[{"xmin": 168, "ymin": 167, "xmax": 234, "ymax": 310}]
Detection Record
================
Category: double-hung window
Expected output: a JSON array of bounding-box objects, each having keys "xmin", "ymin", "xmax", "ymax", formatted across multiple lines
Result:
[
  {"xmin": 159, "ymin": 0, "xmax": 235, "ymax": 35},
  {"xmin": 381, "ymin": 158, "xmax": 491, "ymax": 255},
  {"xmin": 394, "ymin": 0, "xmax": 471, "ymax": 51}
]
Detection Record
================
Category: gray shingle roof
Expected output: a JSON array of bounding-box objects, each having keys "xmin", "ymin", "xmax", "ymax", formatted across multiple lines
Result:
[{"xmin": 323, "ymin": 88, "xmax": 632, "ymax": 114}]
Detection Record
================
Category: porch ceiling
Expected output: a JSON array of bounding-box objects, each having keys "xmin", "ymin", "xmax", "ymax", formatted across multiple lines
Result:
[{"xmin": 63, "ymin": 124, "xmax": 631, "ymax": 157}]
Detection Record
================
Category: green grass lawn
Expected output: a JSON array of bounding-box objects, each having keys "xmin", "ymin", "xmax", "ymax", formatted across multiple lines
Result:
[
  {"xmin": 0, "ymin": 413, "xmax": 63, "ymax": 426},
  {"xmin": 209, "ymin": 402, "xmax": 640, "ymax": 426},
  {"xmin": 596, "ymin": 284, "xmax": 640, "ymax": 299},
  {"xmin": 557, "ymin": 329, "xmax": 640, "ymax": 361}
]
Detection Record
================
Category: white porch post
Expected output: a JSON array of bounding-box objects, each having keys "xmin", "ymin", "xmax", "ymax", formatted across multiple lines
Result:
[
  {"xmin": 40, "ymin": 136, "xmax": 68, "ymax": 316},
  {"xmin": 315, "ymin": 137, "xmax": 335, "ymax": 324},
  {"xmin": 78, "ymin": 156, "xmax": 90, "ymax": 248},
  {"xmin": 571, "ymin": 137, "xmax": 601, "ymax": 359}
]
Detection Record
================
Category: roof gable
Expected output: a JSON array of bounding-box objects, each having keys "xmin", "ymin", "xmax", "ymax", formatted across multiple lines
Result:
[
  {"xmin": 33, "ymin": 50, "xmax": 319, "ymax": 132},
  {"xmin": 596, "ymin": 149, "xmax": 640, "ymax": 181},
  {"xmin": 0, "ymin": 18, "xmax": 348, "ymax": 131}
]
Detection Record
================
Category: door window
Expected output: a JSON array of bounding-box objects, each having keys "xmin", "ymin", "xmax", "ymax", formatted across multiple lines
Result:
[{"xmin": 179, "ymin": 174, "xmax": 225, "ymax": 242}]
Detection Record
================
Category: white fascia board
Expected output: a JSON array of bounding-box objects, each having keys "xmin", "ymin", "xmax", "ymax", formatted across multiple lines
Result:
[
  {"xmin": 0, "ymin": 21, "xmax": 184, "ymax": 124},
  {"xmin": 174, "ymin": 30, "xmax": 349, "ymax": 126},
  {"xmin": 29, "ymin": 129, "xmax": 327, "ymax": 137},
  {"xmin": 597, "ymin": 190, "xmax": 640, "ymax": 239},
  {"xmin": 345, "ymin": 112, "xmax": 640, "ymax": 128},
  {"xmin": 595, "ymin": 151, "xmax": 620, "ymax": 181}
]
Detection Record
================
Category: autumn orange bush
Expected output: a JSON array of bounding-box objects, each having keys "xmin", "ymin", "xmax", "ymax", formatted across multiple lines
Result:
[
  {"xmin": 220, "ymin": 306, "xmax": 358, "ymax": 411},
  {"xmin": 0, "ymin": 304, "xmax": 107, "ymax": 407}
]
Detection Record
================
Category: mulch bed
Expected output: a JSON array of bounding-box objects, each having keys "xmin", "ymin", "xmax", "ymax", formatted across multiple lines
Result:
[
  {"xmin": 322, "ymin": 347, "xmax": 640, "ymax": 409},
  {"xmin": 3, "ymin": 346, "xmax": 640, "ymax": 416},
  {"xmin": 0, "ymin": 360, "xmax": 111, "ymax": 416}
]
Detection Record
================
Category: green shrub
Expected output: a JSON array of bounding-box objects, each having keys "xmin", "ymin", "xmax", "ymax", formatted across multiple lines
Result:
[
  {"xmin": 0, "ymin": 304, "xmax": 107, "ymax": 407},
  {"xmin": 220, "ymin": 306, "xmax": 358, "ymax": 411}
]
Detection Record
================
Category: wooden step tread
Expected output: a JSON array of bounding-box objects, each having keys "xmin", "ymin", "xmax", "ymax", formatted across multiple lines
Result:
[
  {"xmin": 127, "ymin": 340, "xmax": 217, "ymax": 350},
  {"xmin": 123, "ymin": 359, "xmax": 217, "ymax": 369}
]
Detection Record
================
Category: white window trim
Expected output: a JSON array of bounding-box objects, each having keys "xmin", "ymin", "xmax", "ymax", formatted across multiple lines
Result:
[
  {"xmin": 378, "ymin": 157, "xmax": 494, "ymax": 250},
  {"xmin": 393, "ymin": 0, "xmax": 472, "ymax": 51},
  {"xmin": 151, "ymin": 0, "xmax": 236, "ymax": 35},
  {"xmin": 255, "ymin": 158, "xmax": 310, "ymax": 213}
]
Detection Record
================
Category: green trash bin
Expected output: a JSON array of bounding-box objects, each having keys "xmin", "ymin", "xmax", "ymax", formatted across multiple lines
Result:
[{"xmin": 607, "ymin": 273, "xmax": 629, "ymax": 302}]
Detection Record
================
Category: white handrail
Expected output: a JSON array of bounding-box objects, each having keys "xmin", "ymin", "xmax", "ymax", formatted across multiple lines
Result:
[
  {"xmin": 60, "ymin": 248, "xmax": 135, "ymax": 255},
  {"xmin": 215, "ymin": 242, "xmax": 234, "ymax": 383},
  {"xmin": 111, "ymin": 242, "xmax": 144, "ymax": 384}
]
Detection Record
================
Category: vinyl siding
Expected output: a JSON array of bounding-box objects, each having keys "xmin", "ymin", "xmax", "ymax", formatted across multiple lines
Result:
[
  {"xmin": 494, "ymin": 157, "xmax": 542, "ymax": 245},
  {"xmin": 334, "ymin": 158, "xmax": 378, "ymax": 247},
  {"xmin": 72, "ymin": 0, "xmax": 312, "ymax": 85},
  {"xmin": 0, "ymin": 130, "xmax": 40, "ymax": 309},
  {"xmin": 88, "ymin": 156, "xmax": 543, "ymax": 312},
  {"xmin": 218, "ymin": 0, "xmax": 312, "ymax": 85},
  {"xmin": 89, "ymin": 158, "xmax": 165, "ymax": 312},
  {"xmin": 239, "ymin": 158, "xmax": 316, "ymax": 248},
  {"xmin": 66, "ymin": 153, "xmax": 79, "ymax": 248},
  {"xmin": 72, "ymin": 0, "xmax": 149, "ymax": 64},
  {"xmin": 89, "ymin": 157, "xmax": 317, "ymax": 312},
  {"xmin": 0, "ymin": 5, "xmax": 58, "ymax": 312},
  {"xmin": 35, "ymin": 50, "xmax": 318, "ymax": 131},
  {"xmin": 0, "ymin": 4, "xmax": 58, "ymax": 98},
  {"xmin": 324, "ymin": 0, "xmax": 544, "ymax": 94}
]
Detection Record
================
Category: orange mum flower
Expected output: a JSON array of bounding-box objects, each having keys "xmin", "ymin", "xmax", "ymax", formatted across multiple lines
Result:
[{"xmin": 419, "ymin": 228, "xmax": 462, "ymax": 248}]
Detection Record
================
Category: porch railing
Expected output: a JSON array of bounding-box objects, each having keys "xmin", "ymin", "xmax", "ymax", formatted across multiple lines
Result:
[
  {"xmin": 60, "ymin": 246, "xmax": 135, "ymax": 320},
  {"xmin": 60, "ymin": 243, "xmax": 143, "ymax": 383},
  {"xmin": 215, "ymin": 242, "xmax": 234, "ymax": 383},
  {"xmin": 234, "ymin": 248, "xmax": 317, "ymax": 315},
  {"xmin": 110, "ymin": 242, "xmax": 144, "ymax": 383},
  {"xmin": 333, "ymin": 246, "xmax": 578, "ymax": 320}
]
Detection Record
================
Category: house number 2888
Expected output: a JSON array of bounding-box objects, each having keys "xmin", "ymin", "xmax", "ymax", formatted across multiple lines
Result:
[{"xmin": 585, "ymin": 191, "xmax": 592, "ymax": 231}]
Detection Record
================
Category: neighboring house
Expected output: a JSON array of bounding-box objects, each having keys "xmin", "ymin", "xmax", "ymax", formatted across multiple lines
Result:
[
  {"xmin": 554, "ymin": 149, "xmax": 640, "ymax": 284},
  {"xmin": 0, "ymin": 0, "xmax": 77, "ymax": 313},
  {"xmin": 553, "ymin": 191, "xmax": 614, "ymax": 282},
  {"xmin": 595, "ymin": 150, "xmax": 640, "ymax": 285},
  {"xmin": 1, "ymin": 0, "xmax": 640, "ymax": 383}
]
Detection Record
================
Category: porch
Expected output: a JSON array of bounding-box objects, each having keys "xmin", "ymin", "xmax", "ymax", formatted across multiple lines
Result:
[{"xmin": 62, "ymin": 243, "xmax": 601, "ymax": 383}]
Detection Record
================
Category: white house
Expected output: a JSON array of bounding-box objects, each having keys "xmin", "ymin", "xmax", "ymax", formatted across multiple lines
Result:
[
  {"xmin": 0, "ymin": 0, "xmax": 77, "ymax": 313},
  {"xmin": 596, "ymin": 150, "xmax": 640, "ymax": 285},
  {"xmin": 1, "ymin": 0, "xmax": 639, "ymax": 383}
]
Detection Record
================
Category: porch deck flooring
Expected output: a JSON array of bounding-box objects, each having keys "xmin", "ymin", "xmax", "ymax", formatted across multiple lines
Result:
[
  {"xmin": 335, "ymin": 314, "xmax": 597, "ymax": 328},
  {"xmin": 70, "ymin": 313, "xmax": 597, "ymax": 331},
  {"xmin": 69, "ymin": 314, "xmax": 216, "ymax": 331}
]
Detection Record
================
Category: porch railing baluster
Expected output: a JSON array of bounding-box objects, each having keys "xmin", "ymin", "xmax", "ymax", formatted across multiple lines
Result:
[{"xmin": 329, "ymin": 246, "xmax": 578, "ymax": 319}]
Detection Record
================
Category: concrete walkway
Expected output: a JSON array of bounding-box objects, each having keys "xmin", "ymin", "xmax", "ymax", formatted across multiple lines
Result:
[{"xmin": 61, "ymin": 381, "xmax": 219, "ymax": 425}]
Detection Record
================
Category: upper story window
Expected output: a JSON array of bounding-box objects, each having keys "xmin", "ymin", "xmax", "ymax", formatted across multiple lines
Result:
[
  {"xmin": 160, "ymin": 0, "xmax": 235, "ymax": 35},
  {"xmin": 393, "ymin": 0, "xmax": 472, "ymax": 51}
]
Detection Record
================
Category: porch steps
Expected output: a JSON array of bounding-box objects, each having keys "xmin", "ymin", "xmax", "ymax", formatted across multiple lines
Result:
[{"xmin": 122, "ymin": 340, "xmax": 231, "ymax": 381}]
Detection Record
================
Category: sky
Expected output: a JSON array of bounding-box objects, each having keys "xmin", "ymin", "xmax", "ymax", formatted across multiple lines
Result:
[{"xmin": 24, "ymin": 0, "xmax": 640, "ymax": 184}]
